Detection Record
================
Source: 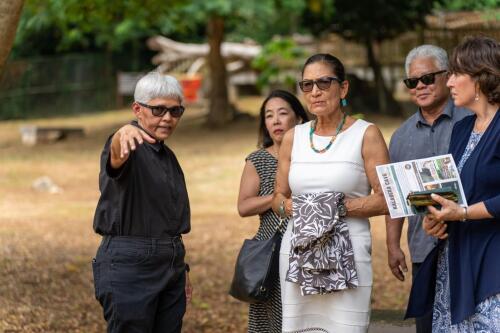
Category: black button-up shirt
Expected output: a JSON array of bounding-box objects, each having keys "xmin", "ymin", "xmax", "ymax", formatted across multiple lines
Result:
[{"xmin": 93, "ymin": 121, "xmax": 190, "ymax": 238}]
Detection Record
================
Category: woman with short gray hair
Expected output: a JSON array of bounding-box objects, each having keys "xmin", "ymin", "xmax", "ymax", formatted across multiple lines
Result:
[
  {"xmin": 92, "ymin": 71, "xmax": 192, "ymax": 333},
  {"xmin": 134, "ymin": 71, "xmax": 184, "ymax": 104}
]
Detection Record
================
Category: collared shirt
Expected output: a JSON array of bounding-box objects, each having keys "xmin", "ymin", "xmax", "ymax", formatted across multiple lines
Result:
[
  {"xmin": 389, "ymin": 98, "xmax": 470, "ymax": 263},
  {"xmin": 93, "ymin": 121, "xmax": 190, "ymax": 238}
]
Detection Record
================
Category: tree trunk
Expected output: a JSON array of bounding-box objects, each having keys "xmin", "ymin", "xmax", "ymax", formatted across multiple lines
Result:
[
  {"xmin": 0, "ymin": 0, "xmax": 24, "ymax": 74},
  {"xmin": 364, "ymin": 38, "xmax": 401, "ymax": 115},
  {"xmin": 206, "ymin": 15, "xmax": 231, "ymax": 127},
  {"xmin": 417, "ymin": 25, "xmax": 425, "ymax": 45}
]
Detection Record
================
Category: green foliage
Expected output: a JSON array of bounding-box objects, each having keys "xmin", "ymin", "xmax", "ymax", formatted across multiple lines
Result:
[
  {"xmin": 13, "ymin": 0, "xmax": 497, "ymax": 58},
  {"xmin": 331, "ymin": 0, "xmax": 437, "ymax": 43},
  {"xmin": 301, "ymin": 0, "xmax": 336, "ymax": 36},
  {"xmin": 176, "ymin": 0, "xmax": 308, "ymax": 44},
  {"xmin": 252, "ymin": 37, "xmax": 306, "ymax": 90},
  {"xmin": 436, "ymin": 0, "xmax": 500, "ymax": 10},
  {"xmin": 325, "ymin": 0, "xmax": 498, "ymax": 45},
  {"xmin": 228, "ymin": 0, "xmax": 308, "ymax": 43},
  {"xmin": 435, "ymin": 0, "xmax": 500, "ymax": 21},
  {"xmin": 13, "ymin": 0, "xmax": 310, "ymax": 57},
  {"xmin": 13, "ymin": 0, "xmax": 187, "ymax": 57}
]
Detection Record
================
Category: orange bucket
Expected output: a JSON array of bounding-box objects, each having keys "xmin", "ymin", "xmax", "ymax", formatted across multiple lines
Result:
[{"xmin": 180, "ymin": 76, "xmax": 202, "ymax": 102}]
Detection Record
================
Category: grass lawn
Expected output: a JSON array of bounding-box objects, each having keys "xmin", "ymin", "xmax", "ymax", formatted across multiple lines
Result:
[{"xmin": 0, "ymin": 97, "xmax": 412, "ymax": 332}]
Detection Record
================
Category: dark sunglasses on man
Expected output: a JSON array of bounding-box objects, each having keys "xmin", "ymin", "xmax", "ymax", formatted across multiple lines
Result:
[
  {"xmin": 137, "ymin": 102, "xmax": 185, "ymax": 118},
  {"xmin": 403, "ymin": 70, "xmax": 447, "ymax": 89},
  {"xmin": 298, "ymin": 76, "xmax": 343, "ymax": 92}
]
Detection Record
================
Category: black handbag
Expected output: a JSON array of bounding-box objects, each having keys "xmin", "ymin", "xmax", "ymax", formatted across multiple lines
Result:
[{"xmin": 229, "ymin": 222, "xmax": 283, "ymax": 303}]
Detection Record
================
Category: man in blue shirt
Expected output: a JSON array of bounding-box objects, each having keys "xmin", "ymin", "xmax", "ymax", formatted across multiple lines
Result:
[{"xmin": 385, "ymin": 45, "xmax": 470, "ymax": 333}]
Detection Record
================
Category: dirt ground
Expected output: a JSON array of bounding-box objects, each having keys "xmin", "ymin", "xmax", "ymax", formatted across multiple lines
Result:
[{"xmin": 0, "ymin": 97, "xmax": 412, "ymax": 332}]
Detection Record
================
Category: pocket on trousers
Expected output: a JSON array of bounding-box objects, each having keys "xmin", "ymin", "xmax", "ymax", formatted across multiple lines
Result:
[
  {"xmin": 173, "ymin": 242, "xmax": 186, "ymax": 270},
  {"xmin": 92, "ymin": 258, "xmax": 100, "ymax": 299}
]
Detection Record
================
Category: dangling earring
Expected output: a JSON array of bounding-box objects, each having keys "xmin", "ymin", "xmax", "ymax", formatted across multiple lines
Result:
[
  {"xmin": 475, "ymin": 93, "xmax": 479, "ymax": 101},
  {"xmin": 341, "ymin": 98, "xmax": 348, "ymax": 107}
]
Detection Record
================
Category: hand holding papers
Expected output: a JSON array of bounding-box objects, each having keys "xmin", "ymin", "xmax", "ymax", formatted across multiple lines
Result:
[{"xmin": 376, "ymin": 154, "xmax": 467, "ymax": 218}]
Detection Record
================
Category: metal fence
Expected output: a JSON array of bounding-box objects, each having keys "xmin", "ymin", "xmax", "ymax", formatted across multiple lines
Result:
[{"xmin": 0, "ymin": 53, "xmax": 116, "ymax": 120}]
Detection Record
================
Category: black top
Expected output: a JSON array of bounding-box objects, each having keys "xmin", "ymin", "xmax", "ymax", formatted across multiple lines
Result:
[{"xmin": 93, "ymin": 121, "xmax": 190, "ymax": 238}]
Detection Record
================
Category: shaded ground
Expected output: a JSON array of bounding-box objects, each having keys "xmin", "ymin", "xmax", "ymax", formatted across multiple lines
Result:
[
  {"xmin": 0, "ymin": 97, "xmax": 413, "ymax": 332},
  {"xmin": 370, "ymin": 322, "xmax": 415, "ymax": 333}
]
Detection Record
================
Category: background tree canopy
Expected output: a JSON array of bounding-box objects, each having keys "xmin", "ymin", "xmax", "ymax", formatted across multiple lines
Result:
[
  {"xmin": 2, "ymin": 0, "xmax": 498, "ymax": 121},
  {"xmin": 9, "ymin": 0, "xmax": 500, "ymax": 65},
  {"xmin": 12, "ymin": 0, "xmax": 309, "ymax": 58}
]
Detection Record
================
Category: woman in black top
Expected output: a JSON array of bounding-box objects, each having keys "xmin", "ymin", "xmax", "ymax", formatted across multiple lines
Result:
[
  {"xmin": 237, "ymin": 90, "xmax": 308, "ymax": 332},
  {"xmin": 92, "ymin": 71, "xmax": 192, "ymax": 333}
]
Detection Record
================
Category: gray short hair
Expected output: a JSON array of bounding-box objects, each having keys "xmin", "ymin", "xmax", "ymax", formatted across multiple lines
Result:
[
  {"xmin": 405, "ymin": 45, "xmax": 449, "ymax": 76},
  {"xmin": 134, "ymin": 71, "xmax": 184, "ymax": 104}
]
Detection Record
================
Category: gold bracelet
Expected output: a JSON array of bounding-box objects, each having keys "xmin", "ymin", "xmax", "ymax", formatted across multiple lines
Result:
[
  {"xmin": 461, "ymin": 206, "xmax": 468, "ymax": 222},
  {"xmin": 279, "ymin": 200, "xmax": 287, "ymax": 218}
]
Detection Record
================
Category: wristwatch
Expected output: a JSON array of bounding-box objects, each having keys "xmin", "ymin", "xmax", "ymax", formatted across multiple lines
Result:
[
  {"xmin": 338, "ymin": 203, "xmax": 347, "ymax": 218},
  {"xmin": 338, "ymin": 195, "xmax": 347, "ymax": 218}
]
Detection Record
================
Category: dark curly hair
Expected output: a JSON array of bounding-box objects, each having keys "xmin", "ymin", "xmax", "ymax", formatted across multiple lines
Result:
[
  {"xmin": 449, "ymin": 36, "xmax": 500, "ymax": 105},
  {"xmin": 258, "ymin": 90, "xmax": 309, "ymax": 148}
]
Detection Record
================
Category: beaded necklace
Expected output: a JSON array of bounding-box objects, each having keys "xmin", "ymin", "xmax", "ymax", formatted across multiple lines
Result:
[{"xmin": 309, "ymin": 113, "xmax": 346, "ymax": 154}]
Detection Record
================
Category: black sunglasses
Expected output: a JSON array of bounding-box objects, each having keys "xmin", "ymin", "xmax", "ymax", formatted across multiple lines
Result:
[
  {"xmin": 298, "ymin": 76, "xmax": 343, "ymax": 92},
  {"xmin": 403, "ymin": 70, "xmax": 447, "ymax": 89},
  {"xmin": 137, "ymin": 102, "xmax": 185, "ymax": 118}
]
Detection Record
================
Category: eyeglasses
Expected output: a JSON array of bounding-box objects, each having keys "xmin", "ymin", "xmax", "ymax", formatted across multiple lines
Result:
[
  {"xmin": 403, "ymin": 70, "xmax": 447, "ymax": 89},
  {"xmin": 298, "ymin": 76, "xmax": 343, "ymax": 92},
  {"xmin": 137, "ymin": 102, "xmax": 185, "ymax": 118}
]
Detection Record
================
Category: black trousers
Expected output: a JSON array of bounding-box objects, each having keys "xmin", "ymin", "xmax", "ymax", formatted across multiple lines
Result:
[
  {"xmin": 92, "ymin": 236, "xmax": 186, "ymax": 333},
  {"xmin": 412, "ymin": 262, "xmax": 433, "ymax": 333}
]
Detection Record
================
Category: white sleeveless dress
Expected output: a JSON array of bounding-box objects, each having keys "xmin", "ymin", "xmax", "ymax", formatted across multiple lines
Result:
[{"xmin": 280, "ymin": 119, "xmax": 374, "ymax": 333}]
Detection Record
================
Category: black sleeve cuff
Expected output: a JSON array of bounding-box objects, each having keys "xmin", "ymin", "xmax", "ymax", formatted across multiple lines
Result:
[
  {"xmin": 103, "ymin": 134, "xmax": 131, "ymax": 180},
  {"xmin": 105, "ymin": 152, "xmax": 130, "ymax": 180}
]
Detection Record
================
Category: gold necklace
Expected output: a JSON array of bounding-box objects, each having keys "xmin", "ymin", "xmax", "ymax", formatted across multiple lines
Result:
[
  {"xmin": 474, "ymin": 112, "xmax": 496, "ymax": 133},
  {"xmin": 271, "ymin": 145, "xmax": 279, "ymax": 157}
]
